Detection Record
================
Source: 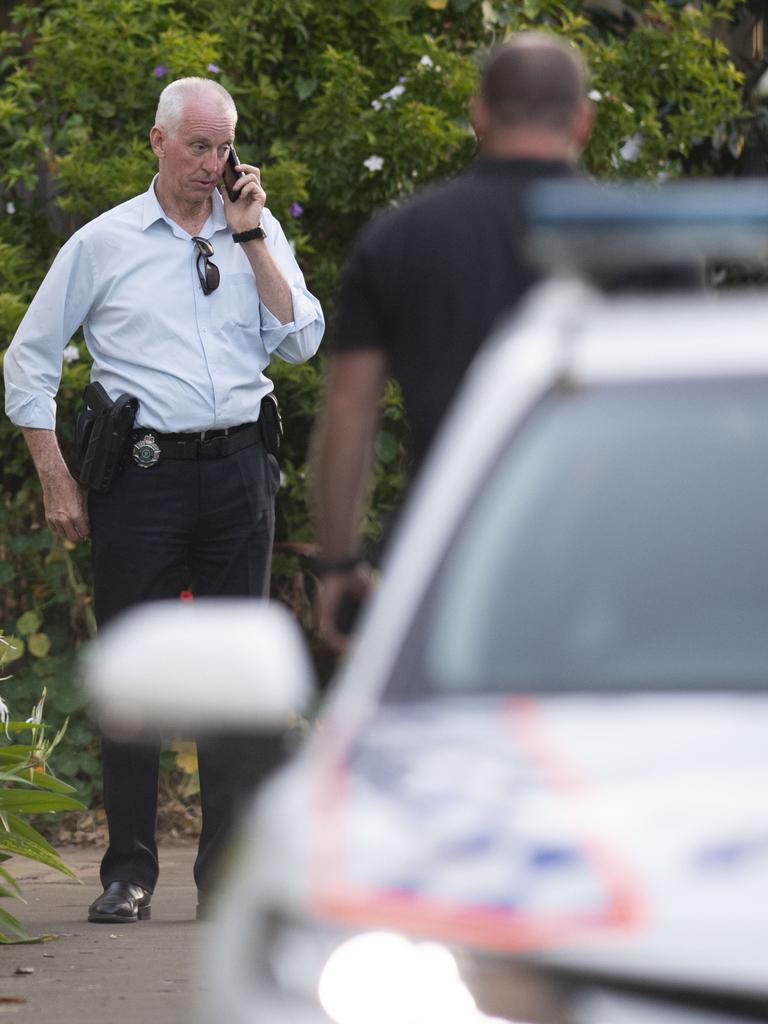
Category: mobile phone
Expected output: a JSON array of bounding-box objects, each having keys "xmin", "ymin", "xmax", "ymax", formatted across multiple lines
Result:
[{"xmin": 222, "ymin": 145, "xmax": 244, "ymax": 202}]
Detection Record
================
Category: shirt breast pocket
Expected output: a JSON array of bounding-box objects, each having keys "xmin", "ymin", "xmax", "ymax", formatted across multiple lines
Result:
[{"xmin": 217, "ymin": 272, "xmax": 261, "ymax": 330}]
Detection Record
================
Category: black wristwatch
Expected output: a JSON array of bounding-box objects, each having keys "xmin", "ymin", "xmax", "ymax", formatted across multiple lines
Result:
[{"xmin": 232, "ymin": 226, "xmax": 266, "ymax": 243}]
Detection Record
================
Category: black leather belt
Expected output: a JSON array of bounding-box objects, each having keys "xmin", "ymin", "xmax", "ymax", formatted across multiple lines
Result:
[{"xmin": 130, "ymin": 422, "xmax": 260, "ymax": 467}]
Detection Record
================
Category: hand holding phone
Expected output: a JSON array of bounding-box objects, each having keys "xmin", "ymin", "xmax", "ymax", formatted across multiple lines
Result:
[{"xmin": 222, "ymin": 145, "xmax": 245, "ymax": 202}]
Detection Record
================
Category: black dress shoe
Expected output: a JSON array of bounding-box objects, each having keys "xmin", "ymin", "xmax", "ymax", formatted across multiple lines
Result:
[{"xmin": 88, "ymin": 881, "xmax": 152, "ymax": 923}]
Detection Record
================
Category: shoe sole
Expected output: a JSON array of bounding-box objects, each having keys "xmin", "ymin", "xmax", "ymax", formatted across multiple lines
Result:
[{"xmin": 88, "ymin": 906, "xmax": 151, "ymax": 924}]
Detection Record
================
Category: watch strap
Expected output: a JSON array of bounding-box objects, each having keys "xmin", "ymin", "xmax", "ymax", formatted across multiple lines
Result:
[{"xmin": 232, "ymin": 226, "xmax": 266, "ymax": 243}]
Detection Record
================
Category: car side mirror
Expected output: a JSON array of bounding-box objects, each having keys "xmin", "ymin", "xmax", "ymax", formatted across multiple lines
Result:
[{"xmin": 80, "ymin": 598, "xmax": 315, "ymax": 740}]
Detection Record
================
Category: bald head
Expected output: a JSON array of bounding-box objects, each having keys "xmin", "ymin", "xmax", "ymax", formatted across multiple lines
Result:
[{"xmin": 478, "ymin": 33, "xmax": 590, "ymax": 147}]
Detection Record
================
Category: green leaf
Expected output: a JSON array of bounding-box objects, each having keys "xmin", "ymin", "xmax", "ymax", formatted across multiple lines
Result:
[
  {"xmin": 0, "ymin": 832, "xmax": 80, "ymax": 881},
  {"xmin": 0, "ymin": 863, "xmax": 24, "ymax": 898},
  {"xmin": 294, "ymin": 76, "xmax": 317, "ymax": 101},
  {"xmin": 1, "ymin": 637, "xmax": 24, "ymax": 664},
  {"xmin": 0, "ymin": 749, "xmax": 34, "ymax": 769},
  {"xmin": 15, "ymin": 610, "xmax": 41, "ymax": 636},
  {"xmin": 0, "ymin": 770, "xmax": 39, "ymax": 785},
  {"xmin": 0, "ymin": 790, "xmax": 85, "ymax": 814},
  {"xmin": 21, "ymin": 771, "xmax": 78, "ymax": 796},
  {"xmin": 0, "ymin": 905, "xmax": 30, "ymax": 940},
  {"xmin": 375, "ymin": 429, "xmax": 399, "ymax": 465},
  {"xmin": 4, "ymin": 814, "xmax": 59, "ymax": 859},
  {"xmin": 27, "ymin": 633, "xmax": 51, "ymax": 658}
]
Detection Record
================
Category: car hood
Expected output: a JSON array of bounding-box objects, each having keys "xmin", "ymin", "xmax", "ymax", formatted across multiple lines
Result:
[{"xmin": 307, "ymin": 693, "xmax": 768, "ymax": 997}]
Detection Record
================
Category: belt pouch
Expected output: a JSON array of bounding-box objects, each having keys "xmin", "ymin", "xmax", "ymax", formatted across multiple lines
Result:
[
  {"xmin": 76, "ymin": 382, "xmax": 139, "ymax": 493},
  {"xmin": 259, "ymin": 392, "xmax": 283, "ymax": 456}
]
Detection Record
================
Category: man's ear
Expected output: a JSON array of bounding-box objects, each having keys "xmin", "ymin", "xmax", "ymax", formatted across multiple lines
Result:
[
  {"xmin": 149, "ymin": 125, "xmax": 166, "ymax": 160},
  {"xmin": 573, "ymin": 99, "xmax": 595, "ymax": 149},
  {"xmin": 469, "ymin": 95, "xmax": 488, "ymax": 145}
]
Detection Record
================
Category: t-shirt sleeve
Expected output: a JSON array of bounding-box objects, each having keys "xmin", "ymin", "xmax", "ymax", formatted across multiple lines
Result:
[{"xmin": 332, "ymin": 225, "xmax": 391, "ymax": 354}]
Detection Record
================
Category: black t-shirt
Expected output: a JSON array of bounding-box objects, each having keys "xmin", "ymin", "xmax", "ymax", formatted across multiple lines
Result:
[{"xmin": 333, "ymin": 157, "xmax": 576, "ymax": 467}]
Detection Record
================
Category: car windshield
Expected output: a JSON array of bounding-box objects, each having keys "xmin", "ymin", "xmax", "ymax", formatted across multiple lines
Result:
[{"xmin": 390, "ymin": 380, "xmax": 768, "ymax": 696}]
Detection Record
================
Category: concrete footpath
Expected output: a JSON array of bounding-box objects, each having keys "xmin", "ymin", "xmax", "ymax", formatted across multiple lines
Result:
[{"xmin": 0, "ymin": 844, "xmax": 205, "ymax": 1024}]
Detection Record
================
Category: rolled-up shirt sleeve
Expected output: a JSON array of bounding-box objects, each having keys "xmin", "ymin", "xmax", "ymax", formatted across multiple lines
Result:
[
  {"xmin": 4, "ymin": 236, "xmax": 95, "ymax": 429},
  {"xmin": 259, "ymin": 210, "xmax": 324, "ymax": 363}
]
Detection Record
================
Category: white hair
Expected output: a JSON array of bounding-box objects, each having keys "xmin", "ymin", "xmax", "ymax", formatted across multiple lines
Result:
[{"xmin": 154, "ymin": 77, "xmax": 238, "ymax": 136}]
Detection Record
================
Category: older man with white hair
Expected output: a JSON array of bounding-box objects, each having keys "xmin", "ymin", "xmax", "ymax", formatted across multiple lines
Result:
[{"xmin": 4, "ymin": 76, "xmax": 324, "ymax": 923}]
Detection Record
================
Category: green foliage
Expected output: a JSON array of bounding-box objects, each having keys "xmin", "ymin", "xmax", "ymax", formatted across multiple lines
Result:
[
  {"xmin": 0, "ymin": 0, "xmax": 751, "ymax": 799},
  {"xmin": 0, "ymin": 640, "xmax": 85, "ymax": 942}
]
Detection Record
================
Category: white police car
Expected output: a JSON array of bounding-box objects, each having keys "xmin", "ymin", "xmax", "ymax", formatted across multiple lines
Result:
[{"xmin": 86, "ymin": 183, "xmax": 768, "ymax": 1024}]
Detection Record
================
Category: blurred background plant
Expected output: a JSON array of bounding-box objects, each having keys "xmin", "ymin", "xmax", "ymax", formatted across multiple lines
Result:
[
  {"xmin": 0, "ymin": 0, "xmax": 758, "ymax": 818},
  {"xmin": 0, "ymin": 636, "xmax": 84, "ymax": 941}
]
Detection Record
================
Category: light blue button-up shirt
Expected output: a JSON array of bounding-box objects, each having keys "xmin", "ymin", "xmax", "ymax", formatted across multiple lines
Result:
[{"xmin": 4, "ymin": 179, "xmax": 324, "ymax": 432}]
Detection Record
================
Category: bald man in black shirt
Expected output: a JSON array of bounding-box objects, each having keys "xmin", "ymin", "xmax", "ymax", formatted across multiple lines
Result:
[{"xmin": 312, "ymin": 33, "xmax": 594, "ymax": 649}]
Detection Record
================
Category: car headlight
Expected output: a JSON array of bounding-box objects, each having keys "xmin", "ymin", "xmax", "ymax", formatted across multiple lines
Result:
[
  {"xmin": 202, "ymin": 901, "xmax": 518, "ymax": 1024},
  {"xmin": 318, "ymin": 930, "xmax": 511, "ymax": 1024}
]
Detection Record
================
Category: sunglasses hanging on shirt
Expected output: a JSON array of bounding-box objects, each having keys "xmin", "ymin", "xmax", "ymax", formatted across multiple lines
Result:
[{"xmin": 192, "ymin": 236, "xmax": 220, "ymax": 295}]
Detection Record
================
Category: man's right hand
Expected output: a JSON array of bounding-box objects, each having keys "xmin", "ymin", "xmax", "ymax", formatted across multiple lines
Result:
[
  {"xmin": 41, "ymin": 468, "xmax": 90, "ymax": 542},
  {"xmin": 20, "ymin": 426, "xmax": 90, "ymax": 543}
]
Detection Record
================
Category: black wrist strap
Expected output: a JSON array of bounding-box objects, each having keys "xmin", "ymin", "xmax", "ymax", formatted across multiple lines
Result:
[{"xmin": 232, "ymin": 226, "xmax": 266, "ymax": 243}]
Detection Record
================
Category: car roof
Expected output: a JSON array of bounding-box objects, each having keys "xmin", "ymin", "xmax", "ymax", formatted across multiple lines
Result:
[{"xmin": 496, "ymin": 278, "xmax": 768, "ymax": 384}]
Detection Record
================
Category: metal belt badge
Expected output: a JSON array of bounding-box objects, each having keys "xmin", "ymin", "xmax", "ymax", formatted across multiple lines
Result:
[{"xmin": 132, "ymin": 433, "xmax": 161, "ymax": 468}]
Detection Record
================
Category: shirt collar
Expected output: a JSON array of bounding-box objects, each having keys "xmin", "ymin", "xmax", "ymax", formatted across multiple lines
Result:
[
  {"xmin": 141, "ymin": 175, "xmax": 229, "ymax": 234},
  {"xmin": 467, "ymin": 156, "xmax": 578, "ymax": 179}
]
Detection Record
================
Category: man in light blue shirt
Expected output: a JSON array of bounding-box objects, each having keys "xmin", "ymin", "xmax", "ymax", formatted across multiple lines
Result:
[{"xmin": 4, "ymin": 76, "xmax": 324, "ymax": 924}]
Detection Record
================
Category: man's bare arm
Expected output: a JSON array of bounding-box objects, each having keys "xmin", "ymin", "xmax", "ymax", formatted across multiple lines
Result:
[
  {"xmin": 223, "ymin": 165, "xmax": 294, "ymax": 324},
  {"xmin": 21, "ymin": 427, "xmax": 89, "ymax": 543},
  {"xmin": 312, "ymin": 349, "xmax": 388, "ymax": 559},
  {"xmin": 239, "ymin": 237, "xmax": 293, "ymax": 324},
  {"xmin": 311, "ymin": 349, "xmax": 388, "ymax": 650}
]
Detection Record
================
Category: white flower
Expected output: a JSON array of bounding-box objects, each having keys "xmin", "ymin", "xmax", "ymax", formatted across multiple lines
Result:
[
  {"xmin": 619, "ymin": 132, "xmax": 643, "ymax": 162},
  {"xmin": 371, "ymin": 99, "xmax": 383, "ymax": 111},
  {"xmin": 419, "ymin": 55, "xmax": 434, "ymax": 69},
  {"xmin": 5, "ymin": 201, "xmax": 16, "ymax": 215},
  {"xmin": 588, "ymin": 89, "xmax": 602, "ymax": 102},
  {"xmin": 380, "ymin": 83, "xmax": 406, "ymax": 102},
  {"xmin": 363, "ymin": 155, "xmax": 384, "ymax": 172},
  {"xmin": 62, "ymin": 343, "xmax": 80, "ymax": 363}
]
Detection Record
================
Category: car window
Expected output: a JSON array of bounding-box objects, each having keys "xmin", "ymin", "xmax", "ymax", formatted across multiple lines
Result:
[{"xmin": 389, "ymin": 380, "xmax": 768, "ymax": 696}]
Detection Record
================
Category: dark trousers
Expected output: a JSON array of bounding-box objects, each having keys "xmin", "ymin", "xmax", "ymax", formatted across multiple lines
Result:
[{"xmin": 89, "ymin": 440, "xmax": 281, "ymax": 894}]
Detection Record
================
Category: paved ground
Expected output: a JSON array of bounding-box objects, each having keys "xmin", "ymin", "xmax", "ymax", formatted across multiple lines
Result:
[{"xmin": 0, "ymin": 845, "xmax": 205, "ymax": 1024}]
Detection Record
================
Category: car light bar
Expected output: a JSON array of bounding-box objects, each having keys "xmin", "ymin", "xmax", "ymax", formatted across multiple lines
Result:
[{"xmin": 526, "ymin": 179, "xmax": 768, "ymax": 270}]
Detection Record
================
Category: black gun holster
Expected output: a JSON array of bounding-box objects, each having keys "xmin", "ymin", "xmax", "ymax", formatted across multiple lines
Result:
[
  {"xmin": 75, "ymin": 382, "xmax": 139, "ymax": 493},
  {"xmin": 259, "ymin": 391, "xmax": 283, "ymax": 456}
]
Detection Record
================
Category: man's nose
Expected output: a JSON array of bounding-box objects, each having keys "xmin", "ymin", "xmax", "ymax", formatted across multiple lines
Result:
[{"xmin": 201, "ymin": 150, "xmax": 220, "ymax": 174}]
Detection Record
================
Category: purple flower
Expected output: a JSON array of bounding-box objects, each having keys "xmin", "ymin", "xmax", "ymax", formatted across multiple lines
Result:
[
  {"xmin": 153, "ymin": 64, "xmax": 168, "ymax": 79},
  {"xmin": 289, "ymin": 202, "xmax": 304, "ymax": 218},
  {"xmin": 207, "ymin": 63, "xmax": 220, "ymax": 74}
]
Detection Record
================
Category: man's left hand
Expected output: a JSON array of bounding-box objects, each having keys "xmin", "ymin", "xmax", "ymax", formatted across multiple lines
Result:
[{"xmin": 222, "ymin": 162, "xmax": 266, "ymax": 233}]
